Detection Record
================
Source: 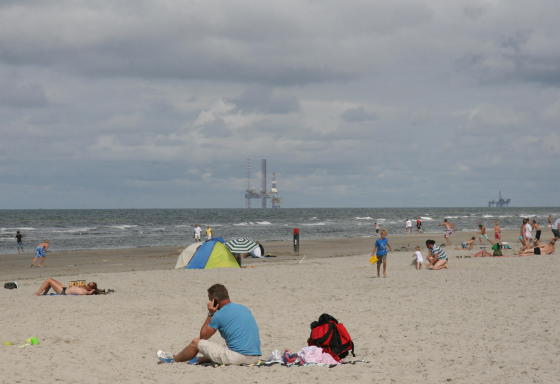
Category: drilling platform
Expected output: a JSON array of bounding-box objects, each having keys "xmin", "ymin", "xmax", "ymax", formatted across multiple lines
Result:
[
  {"xmin": 488, "ymin": 191, "xmax": 511, "ymax": 208},
  {"xmin": 245, "ymin": 159, "xmax": 281, "ymax": 208}
]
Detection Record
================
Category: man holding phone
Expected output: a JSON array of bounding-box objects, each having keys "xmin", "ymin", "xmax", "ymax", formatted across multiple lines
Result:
[{"xmin": 158, "ymin": 283, "xmax": 261, "ymax": 365}]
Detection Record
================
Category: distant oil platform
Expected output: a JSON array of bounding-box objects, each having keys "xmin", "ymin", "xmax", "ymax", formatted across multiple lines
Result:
[
  {"xmin": 488, "ymin": 191, "xmax": 511, "ymax": 208},
  {"xmin": 244, "ymin": 159, "xmax": 281, "ymax": 208}
]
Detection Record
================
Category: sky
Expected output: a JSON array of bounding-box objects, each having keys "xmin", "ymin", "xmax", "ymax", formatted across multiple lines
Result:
[{"xmin": 1, "ymin": 0, "xmax": 559, "ymax": 209}]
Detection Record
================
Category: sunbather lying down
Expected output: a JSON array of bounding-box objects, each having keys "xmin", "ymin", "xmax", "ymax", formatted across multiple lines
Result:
[{"xmin": 34, "ymin": 278, "xmax": 100, "ymax": 296}]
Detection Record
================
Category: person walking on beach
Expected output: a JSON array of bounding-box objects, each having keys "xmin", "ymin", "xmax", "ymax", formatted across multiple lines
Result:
[
  {"xmin": 372, "ymin": 229, "xmax": 392, "ymax": 278},
  {"xmin": 374, "ymin": 222, "xmax": 380, "ymax": 236},
  {"xmin": 157, "ymin": 284, "xmax": 261, "ymax": 365},
  {"xmin": 426, "ymin": 239, "xmax": 448, "ymax": 270},
  {"xmin": 205, "ymin": 225, "xmax": 213, "ymax": 241},
  {"xmin": 15, "ymin": 231, "xmax": 24, "ymax": 254},
  {"xmin": 193, "ymin": 224, "xmax": 202, "ymax": 242},
  {"xmin": 439, "ymin": 219, "xmax": 455, "ymax": 246},
  {"xmin": 416, "ymin": 217, "xmax": 423, "ymax": 232},
  {"xmin": 478, "ymin": 224, "xmax": 491, "ymax": 244},
  {"xmin": 30, "ymin": 240, "xmax": 49, "ymax": 267}
]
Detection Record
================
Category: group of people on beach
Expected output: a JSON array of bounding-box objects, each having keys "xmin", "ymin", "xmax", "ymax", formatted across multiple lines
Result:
[
  {"xmin": 371, "ymin": 230, "xmax": 448, "ymax": 276},
  {"xmin": 193, "ymin": 224, "xmax": 213, "ymax": 242},
  {"xmin": 372, "ymin": 214, "xmax": 560, "ymax": 276},
  {"xmin": 403, "ymin": 217, "xmax": 423, "ymax": 233}
]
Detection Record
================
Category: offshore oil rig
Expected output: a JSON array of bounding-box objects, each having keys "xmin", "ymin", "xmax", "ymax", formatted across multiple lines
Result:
[
  {"xmin": 244, "ymin": 159, "xmax": 281, "ymax": 208},
  {"xmin": 488, "ymin": 191, "xmax": 511, "ymax": 208}
]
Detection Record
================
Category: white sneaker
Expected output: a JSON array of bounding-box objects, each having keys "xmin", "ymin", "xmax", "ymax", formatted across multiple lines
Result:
[{"xmin": 157, "ymin": 350, "xmax": 174, "ymax": 363}]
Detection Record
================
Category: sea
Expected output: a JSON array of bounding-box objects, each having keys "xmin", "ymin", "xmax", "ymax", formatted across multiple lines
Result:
[{"xmin": 0, "ymin": 207, "xmax": 557, "ymax": 254}]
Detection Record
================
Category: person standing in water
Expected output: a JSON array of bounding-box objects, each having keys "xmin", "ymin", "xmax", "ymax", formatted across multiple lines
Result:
[
  {"xmin": 15, "ymin": 231, "xmax": 24, "ymax": 254},
  {"xmin": 193, "ymin": 225, "xmax": 202, "ymax": 242},
  {"xmin": 416, "ymin": 217, "xmax": 423, "ymax": 233}
]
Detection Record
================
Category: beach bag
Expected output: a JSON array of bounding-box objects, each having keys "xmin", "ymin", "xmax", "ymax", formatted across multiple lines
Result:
[
  {"xmin": 307, "ymin": 314, "xmax": 355, "ymax": 361},
  {"xmin": 4, "ymin": 282, "xmax": 18, "ymax": 289}
]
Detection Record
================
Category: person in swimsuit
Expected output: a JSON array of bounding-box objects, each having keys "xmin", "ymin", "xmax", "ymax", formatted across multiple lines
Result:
[
  {"xmin": 532, "ymin": 220, "xmax": 542, "ymax": 241},
  {"xmin": 478, "ymin": 224, "xmax": 491, "ymax": 244},
  {"xmin": 455, "ymin": 237, "xmax": 476, "ymax": 250},
  {"xmin": 416, "ymin": 217, "xmax": 422, "ymax": 232},
  {"xmin": 517, "ymin": 239, "xmax": 556, "ymax": 256},
  {"xmin": 439, "ymin": 219, "xmax": 455, "ymax": 245},
  {"xmin": 31, "ymin": 240, "xmax": 49, "ymax": 267},
  {"xmin": 494, "ymin": 221, "xmax": 501, "ymax": 241},
  {"xmin": 34, "ymin": 278, "xmax": 98, "ymax": 296}
]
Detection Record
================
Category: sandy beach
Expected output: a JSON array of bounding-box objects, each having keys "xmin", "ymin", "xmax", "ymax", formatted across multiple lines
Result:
[{"xmin": 1, "ymin": 229, "xmax": 559, "ymax": 383}]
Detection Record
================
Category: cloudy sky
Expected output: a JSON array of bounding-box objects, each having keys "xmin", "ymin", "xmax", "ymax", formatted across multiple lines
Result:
[{"xmin": 1, "ymin": 0, "xmax": 559, "ymax": 208}]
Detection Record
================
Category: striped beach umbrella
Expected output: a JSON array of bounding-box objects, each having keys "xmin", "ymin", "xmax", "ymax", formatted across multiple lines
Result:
[{"xmin": 225, "ymin": 237, "xmax": 258, "ymax": 254}]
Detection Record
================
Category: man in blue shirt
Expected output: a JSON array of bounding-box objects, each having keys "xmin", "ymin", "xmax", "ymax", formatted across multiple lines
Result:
[{"xmin": 158, "ymin": 284, "xmax": 261, "ymax": 365}]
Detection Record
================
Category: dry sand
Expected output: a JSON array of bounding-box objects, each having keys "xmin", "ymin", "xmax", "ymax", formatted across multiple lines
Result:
[{"xmin": 1, "ymin": 230, "xmax": 559, "ymax": 383}]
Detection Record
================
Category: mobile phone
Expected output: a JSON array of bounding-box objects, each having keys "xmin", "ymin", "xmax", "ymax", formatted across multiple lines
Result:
[{"xmin": 212, "ymin": 299, "xmax": 218, "ymax": 308}]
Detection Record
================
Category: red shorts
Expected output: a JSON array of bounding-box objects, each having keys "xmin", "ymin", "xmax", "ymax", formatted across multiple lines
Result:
[{"xmin": 495, "ymin": 232, "xmax": 501, "ymax": 240}]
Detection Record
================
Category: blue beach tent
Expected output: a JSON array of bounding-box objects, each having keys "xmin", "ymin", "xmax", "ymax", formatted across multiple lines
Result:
[{"xmin": 185, "ymin": 238, "xmax": 240, "ymax": 269}]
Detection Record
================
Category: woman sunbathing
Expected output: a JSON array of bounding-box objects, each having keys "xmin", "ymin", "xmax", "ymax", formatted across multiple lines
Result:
[{"xmin": 34, "ymin": 278, "xmax": 99, "ymax": 296}]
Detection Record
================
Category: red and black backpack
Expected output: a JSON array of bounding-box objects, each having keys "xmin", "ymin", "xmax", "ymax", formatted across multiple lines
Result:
[{"xmin": 307, "ymin": 313, "xmax": 355, "ymax": 361}]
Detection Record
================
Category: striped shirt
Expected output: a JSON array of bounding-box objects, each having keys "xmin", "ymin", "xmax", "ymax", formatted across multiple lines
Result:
[{"xmin": 431, "ymin": 245, "xmax": 447, "ymax": 260}]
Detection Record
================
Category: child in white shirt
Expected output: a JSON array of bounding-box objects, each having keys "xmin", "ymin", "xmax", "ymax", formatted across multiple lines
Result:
[{"xmin": 413, "ymin": 246, "xmax": 424, "ymax": 270}]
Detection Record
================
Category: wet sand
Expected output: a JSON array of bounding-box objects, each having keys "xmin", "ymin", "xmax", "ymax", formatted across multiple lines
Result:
[{"xmin": 0, "ymin": 230, "xmax": 525, "ymax": 281}]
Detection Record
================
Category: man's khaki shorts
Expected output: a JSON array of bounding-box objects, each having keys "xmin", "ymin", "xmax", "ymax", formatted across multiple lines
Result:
[{"xmin": 198, "ymin": 340, "xmax": 260, "ymax": 365}]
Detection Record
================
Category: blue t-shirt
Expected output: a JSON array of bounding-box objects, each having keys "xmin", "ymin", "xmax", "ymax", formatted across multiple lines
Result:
[
  {"xmin": 375, "ymin": 238, "xmax": 389, "ymax": 256},
  {"xmin": 209, "ymin": 302, "xmax": 261, "ymax": 356}
]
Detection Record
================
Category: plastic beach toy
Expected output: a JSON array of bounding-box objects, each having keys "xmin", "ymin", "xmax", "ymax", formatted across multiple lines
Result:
[
  {"xmin": 27, "ymin": 337, "xmax": 40, "ymax": 345},
  {"xmin": 18, "ymin": 337, "xmax": 40, "ymax": 348},
  {"xmin": 3, "ymin": 341, "xmax": 13, "ymax": 346}
]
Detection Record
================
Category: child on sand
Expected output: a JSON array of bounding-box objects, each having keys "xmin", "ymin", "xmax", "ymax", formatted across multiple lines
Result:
[
  {"xmin": 31, "ymin": 240, "xmax": 49, "ymax": 267},
  {"xmin": 372, "ymin": 229, "xmax": 392, "ymax": 277},
  {"xmin": 456, "ymin": 237, "xmax": 476, "ymax": 250},
  {"xmin": 412, "ymin": 246, "xmax": 423, "ymax": 270}
]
